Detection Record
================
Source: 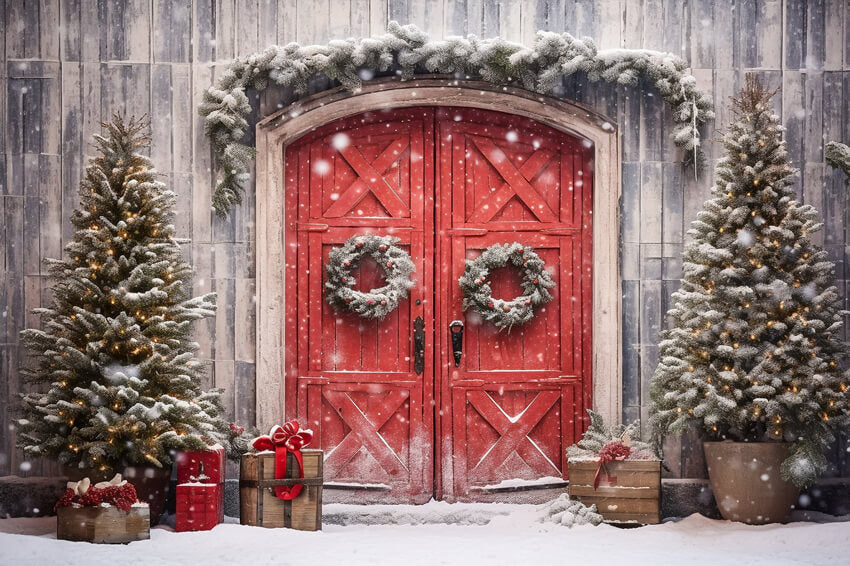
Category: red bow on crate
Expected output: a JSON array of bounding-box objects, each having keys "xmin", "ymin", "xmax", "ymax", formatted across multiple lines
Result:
[
  {"xmin": 594, "ymin": 440, "xmax": 632, "ymax": 489},
  {"xmin": 252, "ymin": 421, "xmax": 314, "ymax": 500}
]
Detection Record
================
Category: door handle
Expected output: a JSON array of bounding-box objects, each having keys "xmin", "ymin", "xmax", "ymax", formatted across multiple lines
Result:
[
  {"xmin": 449, "ymin": 320, "xmax": 464, "ymax": 367},
  {"xmin": 413, "ymin": 316, "xmax": 425, "ymax": 375}
]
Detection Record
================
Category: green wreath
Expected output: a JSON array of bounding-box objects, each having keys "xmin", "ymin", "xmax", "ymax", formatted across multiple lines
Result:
[
  {"xmin": 325, "ymin": 234, "xmax": 416, "ymax": 320},
  {"xmin": 459, "ymin": 242, "xmax": 556, "ymax": 331}
]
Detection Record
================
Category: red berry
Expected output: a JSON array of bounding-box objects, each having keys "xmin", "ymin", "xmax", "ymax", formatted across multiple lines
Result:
[
  {"xmin": 356, "ymin": 241, "xmax": 364, "ymax": 247},
  {"xmin": 533, "ymin": 279, "xmax": 539, "ymax": 284},
  {"xmin": 517, "ymin": 248, "xmax": 524, "ymax": 253},
  {"xmin": 380, "ymin": 300, "xmax": 387, "ymax": 306},
  {"xmin": 379, "ymin": 245, "xmax": 387, "ymax": 251},
  {"xmin": 503, "ymin": 306, "xmax": 510, "ymax": 312},
  {"xmin": 367, "ymin": 300, "xmax": 374, "ymax": 305},
  {"xmin": 387, "ymin": 262, "xmax": 393, "ymax": 268},
  {"xmin": 345, "ymin": 299, "xmax": 352, "ymax": 303},
  {"xmin": 488, "ymin": 301, "xmax": 494, "ymax": 308},
  {"xmin": 344, "ymin": 261, "xmax": 350, "ymax": 266},
  {"xmin": 525, "ymin": 300, "xmax": 531, "ymax": 305}
]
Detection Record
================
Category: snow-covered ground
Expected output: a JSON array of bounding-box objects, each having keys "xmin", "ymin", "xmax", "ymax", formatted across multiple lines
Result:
[{"xmin": 1, "ymin": 501, "xmax": 848, "ymax": 566}]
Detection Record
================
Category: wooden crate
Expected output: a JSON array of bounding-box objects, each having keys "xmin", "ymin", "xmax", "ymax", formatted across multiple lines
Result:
[
  {"xmin": 56, "ymin": 506, "xmax": 150, "ymax": 544},
  {"xmin": 568, "ymin": 460, "xmax": 661, "ymax": 524},
  {"xmin": 240, "ymin": 449, "xmax": 323, "ymax": 530}
]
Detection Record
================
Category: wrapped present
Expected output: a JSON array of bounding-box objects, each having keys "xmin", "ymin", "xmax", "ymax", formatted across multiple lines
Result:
[
  {"xmin": 239, "ymin": 421, "xmax": 323, "ymax": 531},
  {"xmin": 176, "ymin": 462, "xmax": 220, "ymax": 532},
  {"xmin": 176, "ymin": 446, "xmax": 226, "ymax": 526},
  {"xmin": 56, "ymin": 474, "xmax": 150, "ymax": 544}
]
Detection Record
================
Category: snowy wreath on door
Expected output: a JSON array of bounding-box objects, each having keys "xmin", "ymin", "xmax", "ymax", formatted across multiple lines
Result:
[
  {"xmin": 325, "ymin": 234, "xmax": 416, "ymax": 319},
  {"xmin": 458, "ymin": 242, "xmax": 556, "ymax": 330}
]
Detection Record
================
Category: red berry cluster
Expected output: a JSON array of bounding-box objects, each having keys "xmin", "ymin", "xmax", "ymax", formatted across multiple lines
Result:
[
  {"xmin": 54, "ymin": 483, "xmax": 138, "ymax": 513},
  {"xmin": 598, "ymin": 440, "xmax": 632, "ymax": 463}
]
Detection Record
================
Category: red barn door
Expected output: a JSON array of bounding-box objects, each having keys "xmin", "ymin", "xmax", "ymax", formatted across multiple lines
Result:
[
  {"xmin": 284, "ymin": 106, "xmax": 593, "ymax": 502},
  {"xmin": 435, "ymin": 108, "xmax": 593, "ymax": 500},
  {"xmin": 284, "ymin": 108, "xmax": 435, "ymax": 502}
]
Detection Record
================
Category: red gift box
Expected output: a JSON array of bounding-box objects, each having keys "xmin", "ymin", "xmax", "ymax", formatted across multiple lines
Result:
[
  {"xmin": 175, "ymin": 447, "xmax": 226, "ymax": 530},
  {"xmin": 177, "ymin": 447, "xmax": 225, "ymax": 485},
  {"xmin": 176, "ymin": 482, "xmax": 219, "ymax": 532}
]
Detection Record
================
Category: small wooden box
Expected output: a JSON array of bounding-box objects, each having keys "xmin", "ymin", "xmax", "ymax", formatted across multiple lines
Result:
[
  {"xmin": 57, "ymin": 505, "xmax": 150, "ymax": 544},
  {"xmin": 240, "ymin": 449, "xmax": 323, "ymax": 531},
  {"xmin": 568, "ymin": 460, "xmax": 661, "ymax": 524}
]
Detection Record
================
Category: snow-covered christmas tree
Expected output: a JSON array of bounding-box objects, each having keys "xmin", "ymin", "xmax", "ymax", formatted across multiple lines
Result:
[
  {"xmin": 17, "ymin": 115, "xmax": 229, "ymax": 473},
  {"xmin": 650, "ymin": 76, "xmax": 850, "ymax": 488}
]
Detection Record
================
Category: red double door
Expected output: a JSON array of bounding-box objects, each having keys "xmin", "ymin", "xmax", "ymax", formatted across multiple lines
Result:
[{"xmin": 284, "ymin": 107, "xmax": 593, "ymax": 502}]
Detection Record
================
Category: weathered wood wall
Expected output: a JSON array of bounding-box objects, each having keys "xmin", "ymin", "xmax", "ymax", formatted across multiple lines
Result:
[{"xmin": 2, "ymin": 0, "xmax": 849, "ymax": 480}]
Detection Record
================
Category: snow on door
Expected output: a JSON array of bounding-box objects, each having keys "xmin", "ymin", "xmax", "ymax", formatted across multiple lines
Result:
[
  {"xmin": 284, "ymin": 106, "xmax": 593, "ymax": 503},
  {"xmin": 284, "ymin": 109, "xmax": 435, "ymax": 503},
  {"xmin": 435, "ymin": 108, "xmax": 592, "ymax": 500}
]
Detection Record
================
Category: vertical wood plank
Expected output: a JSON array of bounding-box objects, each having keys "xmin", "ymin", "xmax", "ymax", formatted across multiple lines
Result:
[
  {"xmin": 734, "ymin": 0, "xmax": 758, "ymax": 68},
  {"xmin": 782, "ymin": 70, "xmax": 805, "ymax": 199},
  {"xmin": 823, "ymin": 0, "xmax": 844, "ymax": 70},
  {"xmin": 784, "ymin": 0, "xmax": 807, "ymax": 69},
  {"xmin": 39, "ymin": 0, "xmax": 61, "ymax": 60},
  {"xmin": 803, "ymin": 70, "xmax": 823, "ymax": 163},
  {"xmin": 297, "ymin": 0, "xmax": 330, "ymax": 44},
  {"xmin": 639, "ymin": 165, "xmax": 662, "ymax": 244},
  {"xmin": 215, "ymin": 0, "xmax": 237, "ymax": 61},
  {"xmin": 661, "ymin": 162, "xmax": 683, "ymax": 245},
  {"xmin": 758, "ymin": 0, "xmax": 782, "ymax": 69},
  {"xmin": 61, "ymin": 0, "xmax": 82, "ymax": 62},
  {"xmin": 150, "ymin": 65, "xmax": 173, "ymax": 173},
  {"xmin": 805, "ymin": 0, "xmax": 825, "ymax": 70},
  {"xmin": 712, "ymin": 0, "xmax": 734, "ymax": 69},
  {"xmin": 596, "ymin": 0, "xmax": 620, "ymax": 50},
  {"xmin": 690, "ymin": 0, "xmax": 713, "ymax": 68},
  {"xmin": 369, "ymin": 0, "xmax": 388, "ymax": 37},
  {"xmin": 236, "ymin": 0, "xmax": 260, "ymax": 57},
  {"xmin": 154, "ymin": 0, "xmax": 191, "ymax": 63}
]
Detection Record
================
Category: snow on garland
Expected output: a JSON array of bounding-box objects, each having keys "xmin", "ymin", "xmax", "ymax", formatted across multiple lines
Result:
[
  {"xmin": 459, "ymin": 242, "xmax": 554, "ymax": 331},
  {"xmin": 826, "ymin": 141, "xmax": 850, "ymax": 185},
  {"xmin": 325, "ymin": 234, "xmax": 416, "ymax": 320},
  {"xmin": 566, "ymin": 409, "xmax": 658, "ymax": 462},
  {"xmin": 200, "ymin": 21, "xmax": 714, "ymax": 217}
]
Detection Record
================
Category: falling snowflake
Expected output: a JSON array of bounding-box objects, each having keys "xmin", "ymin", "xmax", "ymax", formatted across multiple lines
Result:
[{"xmin": 332, "ymin": 133, "xmax": 351, "ymax": 150}]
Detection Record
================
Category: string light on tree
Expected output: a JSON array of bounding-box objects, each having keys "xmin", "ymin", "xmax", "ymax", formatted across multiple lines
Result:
[
  {"xmin": 649, "ymin": 76, "xmax": 850, "ymax": 490},
  {"xmin": 16, "ymin": 116, "xmax": 231, "ymax": 475}
]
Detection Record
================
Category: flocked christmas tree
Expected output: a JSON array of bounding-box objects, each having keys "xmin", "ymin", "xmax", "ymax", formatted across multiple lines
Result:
[
  {"xmin": 650, "ymin": 76, "xmax": 850, "ymax": 488},
  {"xmin": 17, "ymin": 116, "xmax": 230, "ymax": 473}
]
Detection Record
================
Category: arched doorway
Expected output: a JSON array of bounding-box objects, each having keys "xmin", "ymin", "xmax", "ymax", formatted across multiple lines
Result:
[{"xmin": 254, "ymin": 80, "xmax": 621, "ymax": 503}]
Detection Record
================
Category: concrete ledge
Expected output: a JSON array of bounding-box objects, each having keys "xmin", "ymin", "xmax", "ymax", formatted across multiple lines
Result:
[
  {"xmin": 0, "ymin": 476, "xmax": 66, "ymax": 518},
  {"xmin": 4, "ymin": 475, "xmax": 849, "ymax": 519},
  {"xmin": 661, "ymin": 479, "xmax": 721, "ymax": 519}
]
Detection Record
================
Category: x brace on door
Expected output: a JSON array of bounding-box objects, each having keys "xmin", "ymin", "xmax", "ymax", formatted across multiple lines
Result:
[
  {"xmin": 467, "ymin": 136, "xmax": 558, "ymax": 223},
  {"xmin": 324, "ymin": 138, "xmax": 410, "ymax": 218},
  {"xmin": 322, "ymin": 389, "xmax": 411, "ymax": 479},
  {"xmin": 466, "ymin": 390, "xmax": 562, "ymax": 481}
]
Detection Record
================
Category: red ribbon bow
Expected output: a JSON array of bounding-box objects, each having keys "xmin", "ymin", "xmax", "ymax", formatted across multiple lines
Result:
[
  {"xmin": 593, "ymin": 440, "xmax": 631, "ymax": 490},
  {"xmin": 252, "ymin": 421, "xmax": 313, "ymax": 500}
]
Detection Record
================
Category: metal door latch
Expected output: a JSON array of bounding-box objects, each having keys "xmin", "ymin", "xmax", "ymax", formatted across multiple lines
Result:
[{"xmin": 450, "ymin": 320, "xmax": 464, "ymax": 367}]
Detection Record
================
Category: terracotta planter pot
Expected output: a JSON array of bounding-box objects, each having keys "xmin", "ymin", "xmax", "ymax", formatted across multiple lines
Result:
[
  {"xmin": 703, "ymin": 441, "xmax": 798, "ymax": 524},
  {"xmin": 64, "ymin": 464, "xmax": 172, "ymax": 526}
]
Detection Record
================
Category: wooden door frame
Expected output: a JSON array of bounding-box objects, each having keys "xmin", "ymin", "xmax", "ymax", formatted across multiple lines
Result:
[{"xmin": 254, "ymin": 76, "xmax": 622, "ymax": 433}]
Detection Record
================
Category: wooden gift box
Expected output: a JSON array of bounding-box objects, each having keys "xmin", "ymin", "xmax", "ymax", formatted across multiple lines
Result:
[
  {"xmin": 240, "ymin": 449, "xmax": 323, "ymax": 531},
  {"xmin": 57, "ymin": 505, "xmax": 150, "ymax": 544},
  {"xmin": 568, "ymin": 460, "xmax": 661, "ymax": 524}
]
